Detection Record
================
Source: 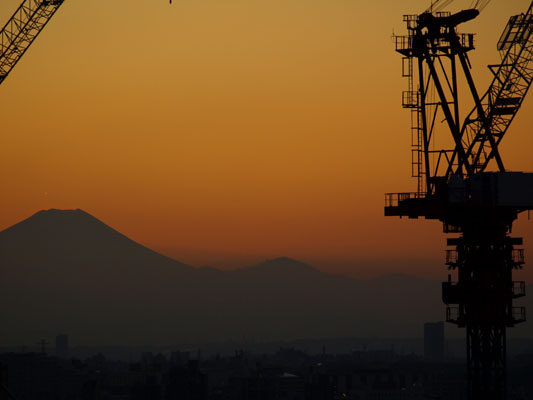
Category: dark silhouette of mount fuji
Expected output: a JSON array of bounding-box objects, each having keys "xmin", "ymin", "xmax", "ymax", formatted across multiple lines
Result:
[
  {"xmin": 0, "ymin": 209, "xmax": 530, "ymax": 345},
  {"xmin": 1, "ymin": 208, "xmax": 191, "ymax": 277}
]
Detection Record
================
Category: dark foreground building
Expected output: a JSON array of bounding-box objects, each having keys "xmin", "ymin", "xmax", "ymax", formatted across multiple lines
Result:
[{"xmin": 1, "ymin": 348, "xmax": 532, "ymax": 399}]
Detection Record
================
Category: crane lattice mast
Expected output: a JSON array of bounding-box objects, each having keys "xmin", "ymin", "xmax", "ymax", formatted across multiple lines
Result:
[{"xmin": 0, "ymin": 0, "xmax": 64, "ymax": 85}]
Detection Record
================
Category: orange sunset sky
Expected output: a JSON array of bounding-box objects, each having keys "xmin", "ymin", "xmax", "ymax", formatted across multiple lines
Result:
[{"xmin": 1, "ymin": 0, "xmax": 532, "ymax": 280}]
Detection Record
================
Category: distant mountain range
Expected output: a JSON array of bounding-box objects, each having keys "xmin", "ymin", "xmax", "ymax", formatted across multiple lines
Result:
[{"xmin": 0, "ymin": 209, "xmax": 531, "ymax": 346}]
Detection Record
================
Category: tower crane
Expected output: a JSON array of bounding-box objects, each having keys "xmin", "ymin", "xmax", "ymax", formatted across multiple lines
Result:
[{"xmin": 386, "ymin": 2, "xmax": 533, "ymax": 400}]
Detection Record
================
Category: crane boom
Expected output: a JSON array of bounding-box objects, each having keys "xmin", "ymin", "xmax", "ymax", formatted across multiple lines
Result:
[
  {"xmin": 458, "ymin": 3, "xmax": 533, "ymax": 173},
  {"xmin": 0, "ymin": 0, "xmax": 64, "ymax": 85}
]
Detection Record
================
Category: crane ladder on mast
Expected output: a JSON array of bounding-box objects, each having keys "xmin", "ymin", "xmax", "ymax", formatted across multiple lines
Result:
[{"xmin": 0, "ymin": 0, "xmax": 64, "ymax": 85}]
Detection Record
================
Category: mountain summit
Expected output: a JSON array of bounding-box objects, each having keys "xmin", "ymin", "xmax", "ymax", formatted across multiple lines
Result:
[
  {"xmin": 0, "ymin": 208, "xmax": 191, "ymax": 281},
  {"xmin": 0, "ymin": 209, "xmax": 199, "ymax": 344}
]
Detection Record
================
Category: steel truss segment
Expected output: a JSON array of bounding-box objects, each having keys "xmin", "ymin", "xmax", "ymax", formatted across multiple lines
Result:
[
  {"xmin": 459, "ymin": 4, "xmax": 533, "ymax": 173},
  {"xmin": 467, "ymin": 325, "xmax": 506, "ymax": 400},
  {"xmin": 457, "ymin": 50, "xmax": 506, "ymax": 173},
  {"xmin": 425, "ymin": 50, "xmax": 473, "ymax": 175},
  {"xmin": 0, "ymin": 0, "xmax": 64, "ymax": 83},
  {"xmin": 396, "ymin": 18, "xmax": 480, "ymax": 194}
]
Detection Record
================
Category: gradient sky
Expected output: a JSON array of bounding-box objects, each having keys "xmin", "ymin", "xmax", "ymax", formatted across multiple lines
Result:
[{"xmin": 1, "ymin": 0, "xmax": 532, "ymax": 280}]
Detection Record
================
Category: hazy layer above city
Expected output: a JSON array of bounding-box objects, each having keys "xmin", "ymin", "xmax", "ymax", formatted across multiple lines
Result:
[{"xmin": 1, "ymin": 209, "xmax": 531, "ymax": 346}]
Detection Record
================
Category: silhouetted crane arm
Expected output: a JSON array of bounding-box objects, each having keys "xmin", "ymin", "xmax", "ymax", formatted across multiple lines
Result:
[
  {"xmin": 0, "ymin": 0, "xmax": 64, "ymax": 85},
  {"xmin": 425, "ymin": 0, "xmax": 492, "ymax": 14},
  {"xmin": 456, "ymin": 2, "xmax": 533, "ymax": 173}
]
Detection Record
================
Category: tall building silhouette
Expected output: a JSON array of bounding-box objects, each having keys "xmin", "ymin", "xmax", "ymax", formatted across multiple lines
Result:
[
  {"xmin": 424, "ymin": 322, "xmax": 444, "ymax": 361},
  {"xmin": 55, "ymin": 334, "xmax": 69, "ymax": 359}
]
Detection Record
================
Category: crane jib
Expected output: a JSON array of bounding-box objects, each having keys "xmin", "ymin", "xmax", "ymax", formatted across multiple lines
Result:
[{"xmin": 0, "ymin": 0, "xmax": 64, "ymax": 86}]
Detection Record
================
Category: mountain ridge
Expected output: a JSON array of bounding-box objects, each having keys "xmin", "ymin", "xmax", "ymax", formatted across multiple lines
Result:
[
  {"xmin": 0, "ymin": 209, "xmax": 444, "ymax": 281},
  {"xmin": 0, "ymin": 208, "xmax": 530, "ymax": 346}
]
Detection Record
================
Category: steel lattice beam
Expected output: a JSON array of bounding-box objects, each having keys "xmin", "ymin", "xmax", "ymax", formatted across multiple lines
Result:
[
  {"xmin": 458, "ymin": 4, "xmax": 533, "ymax": 173},
  {"xmin": 0, "ymin": 0, "xmax": 64, "ymax": 85}
]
